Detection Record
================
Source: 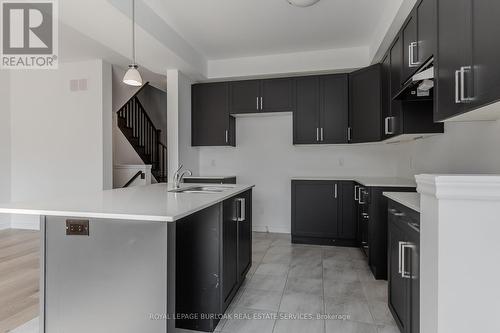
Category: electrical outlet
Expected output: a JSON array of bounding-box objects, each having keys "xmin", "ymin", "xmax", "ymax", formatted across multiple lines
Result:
[{"xmin": 66, "ymin": 219, "xmax": 89, "ymax": 236}]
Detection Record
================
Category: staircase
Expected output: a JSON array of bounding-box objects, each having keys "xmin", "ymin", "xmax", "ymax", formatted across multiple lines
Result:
[{"xmin": 117, "ymin": 88, "xmax": 168, "ymax": 183}]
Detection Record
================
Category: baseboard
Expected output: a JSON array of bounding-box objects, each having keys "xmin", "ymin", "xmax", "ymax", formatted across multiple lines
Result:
[
  {"xmin": 0, "ymin": 214, "xmax": 11, "ymax": 230},
  {"xmin": 10, "ymin": 215, "xmax": 40, "ymax": 230},
  {"xmin": 252, "ymin": 225, "xmax": 290, "ymax": 234}
]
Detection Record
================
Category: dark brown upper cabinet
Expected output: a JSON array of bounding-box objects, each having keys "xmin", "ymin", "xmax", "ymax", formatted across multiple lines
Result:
[
  {"xmin": 230, "ymin": 78, "xmax": 293, "ymax": 114},
  {"xmin": 349, "ymin": 64, "xmax": 383, "ymax": 143},
  {"xmin": 192, "ymin": 82, "xmax": 235, "ymax": 147},
  {"xmin": 293, "ymin": 74, "xmax": 348, "ymax": 145},
  {"xmin": 402, "ymin": 13, "xmax": 418, "ymax": 82},
  {"xmin": 416, "ymin": 0, "xmax": 436, "ymax": 66},
  {"xmin": 401, "ymin": 0, "xmax": 436, "ymax": 83},
  {"xmin": 230, "ymin": 80, "xmax": 261, "ymax": 114},
  {"xmin": 261, "ymin": 78, "xmax": 294, "ymax": 112},
  {"xmin": 437, "ymin": 0, "xmax": 500, "ymax": 121}
]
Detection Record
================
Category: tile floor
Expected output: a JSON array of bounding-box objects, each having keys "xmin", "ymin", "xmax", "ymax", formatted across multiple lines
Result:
[
  {"xmin": 11, "ymin": 232, "xmax": 399, "ymax": 333},
  {"xmin": 214, "ymin": 232, "xmax": 399, "ymax": 333}
]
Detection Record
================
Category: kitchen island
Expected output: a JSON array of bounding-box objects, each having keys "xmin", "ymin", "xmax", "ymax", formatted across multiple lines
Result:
[{"xmin": 0, "ymin": 183, "xmax": 254, "ymax": 333}]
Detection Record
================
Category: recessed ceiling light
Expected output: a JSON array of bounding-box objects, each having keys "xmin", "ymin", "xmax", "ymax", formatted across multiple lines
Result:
[{"xmin": 287, "ymin": 0, "xmax": 321, "ymax": 7}]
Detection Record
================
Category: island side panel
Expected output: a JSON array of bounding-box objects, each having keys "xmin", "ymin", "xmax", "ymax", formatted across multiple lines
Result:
[
  {"xmin": 43, "ymin": 216, "xmax": 168, "ymax": 333},
  {"xmin": 39, "ymin": 216, "xmax": 46, "ymax": 333}
]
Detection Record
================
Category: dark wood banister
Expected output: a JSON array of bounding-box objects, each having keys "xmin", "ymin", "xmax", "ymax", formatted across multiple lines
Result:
[{"xmin": 116, "ymin": 81, "xmax": 150, "ymax": 113}]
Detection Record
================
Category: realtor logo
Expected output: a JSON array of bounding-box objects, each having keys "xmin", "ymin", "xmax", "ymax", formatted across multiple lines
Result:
[{"xmin": 1, "ymin": 0, "xmax": 58, "ymax": 69}]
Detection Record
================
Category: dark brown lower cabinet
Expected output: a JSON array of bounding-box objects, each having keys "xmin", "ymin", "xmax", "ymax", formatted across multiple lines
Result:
[
  {"xmin": 388, "ymin": 200, "xmax": 420, "ymax": 333},
  {"xmin": 176, "ymin": 190, "xmax": 252, "ymax": 332},
  {"xmin": 291, "ymin": 180, "xmax": 357, "ymax": 246},
  {"xmin": 353, "ymin": 185, "xmax": 416, "ymax": 280}
]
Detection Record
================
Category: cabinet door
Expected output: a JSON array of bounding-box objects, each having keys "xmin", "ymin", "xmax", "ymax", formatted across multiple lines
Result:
[
  {"xmin": 320, "ymin": 74, "xmax": 349, "ymax": 144},
  {"xmin": 471, "ymin": 1, "xmax": 500, "ymax": 109},
  {"xmin": 222, "ymin": 198, "xmax": 238, "ymax": 308},
  {"xmin": 416, "ymin": 0, "xmax": 436, "ymax": 65},
  {"xmin": 388, "ymin": 217, "xmax": 408, "ymax": 331},
  {"xmin": 402, "ymin": 13, "xmax": 418, "ymax": 81},
  {"xmin": 407, "ymin": 227, "xmax": 420, "ymax": 333},
  {"xmin": 293, "ymin": 76, "xmax": 320, "ymax": 144},
  {"xmin": 237, "ymin": 190, "xmax": 252, "ymax": 281},
  {"xmin": 381, "ymin": 54, "xmax": 392, "ymax": 140},
  {"xmin": 230, "ymin": 80, "xmax": 261, "ymax": 114},
  {"xmin": 261, "ymin": 78, "xmax": 294, "ymax": 112},
  {"xmin": 292, "ymin": 181, "xmax": 339, "ymax": 238},
  {"xmin": 349, "ymin": 64, "xmax": 382, "ymax": 143},
  {"xmin": 339, "ymin": 181, "xmax": 356, "ymax": 240},
  {"xmin": 435, "ymin": 0, "xmax": 471, "ymax": 121},
  {"xmin": 389, "ymin": 35, "xmax": 403, "ymax": 136},
  {"xmin": 192, "ymin": 83, "xmax": 231, "ymax": 146}
]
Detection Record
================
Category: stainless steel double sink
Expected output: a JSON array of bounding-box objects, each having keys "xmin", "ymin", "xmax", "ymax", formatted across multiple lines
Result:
[{"xmin": 169, "ymin": 185, "xmax": 234, "ymax": 194}]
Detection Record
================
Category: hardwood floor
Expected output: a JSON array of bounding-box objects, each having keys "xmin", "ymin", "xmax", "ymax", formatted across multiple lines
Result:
[{"xmin": 0, "ymin": 229, "xmax": 40, "ymax": 333}]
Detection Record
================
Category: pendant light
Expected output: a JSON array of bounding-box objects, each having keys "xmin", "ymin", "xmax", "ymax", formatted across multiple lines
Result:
[
  {"xmin": 123, "ymin": 0, "xmax": 143, "ymax": 86},
  {"xmin": 287, "ymin": 0, "xmax": 321, "ymax": 7}
]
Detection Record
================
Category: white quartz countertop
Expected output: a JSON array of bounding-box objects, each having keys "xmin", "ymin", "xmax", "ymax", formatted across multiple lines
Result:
[
  {"xmin": 291, "ymin": 176, "xmax": 416, "ymax": 188},
  {"xmin": 183, "ymin": 176, "xmax": 236, "ymax": 179},
  {"xmin": 383, "ymin": 192, "xmax": 420, "ymax": 212},
  {"xmin": 0, "ymin": 183, "xmax": 254, "ymax": 222}
]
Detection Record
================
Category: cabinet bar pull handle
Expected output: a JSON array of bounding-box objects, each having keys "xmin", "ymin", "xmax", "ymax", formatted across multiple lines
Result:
[
  {"xmin": 320, "ymin": 128, "xmax": 324, "ymax": 142},
  {"xmin": 225, "ymin": 130, "xmax": 229, "ymax": 144},
  {"xmin": 347, "ymin": 127, "xmax": 352, "ymax": 142},
  {"xmin": 236, "ymin": 198, "xmax": 246, "ymax": 222},
  {"xmin": 316, "ymin": 128, "xmax": 319, "ymax": 142},
  {"xmin": 401, "ymin": 243, "xmax": 414, "ymax": 279},
  {"xmin": 260, "ymin": 97, "xmax": 263, "ymax": 110},
  {"xmin": 354, "ymin": 185, "xmax": 359, "ymax": 200},
  {"xmin": 409, "ymin": 42, "xmax": 419, "ymax": 67},
  {"xmin": 460, "ymin": 66, "xmax": 472, "ymax": 103},
  {"xmin": 398, "ymin": 241, "xmax": 405, "ymax": 274},
  {"xmin": 256, "ymin": 97, "xmax": 259, "ymax": 110},
  {"xmin": 455, "ymin": 70, "xmax": 461, "ymax": 104},
  {"xmin": 334, "ymin": 184, "xmax": 338, "ymax": 198},
  {"xmin": 358, "ymin": 188, "xmax": 365, "ymax": 204},
  {"xmin": 385, "ymin": 117, "xmax": 390, "ymax": 135}
]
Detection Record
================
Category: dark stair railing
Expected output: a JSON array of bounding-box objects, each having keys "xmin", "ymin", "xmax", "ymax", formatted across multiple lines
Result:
[
  {"xmin": 117, "ymin": 93, "xmax": 168, "ymax": 183},
  {"xmin": 123, "ymin": 171, "xmax": 145, "ymax": 188}
]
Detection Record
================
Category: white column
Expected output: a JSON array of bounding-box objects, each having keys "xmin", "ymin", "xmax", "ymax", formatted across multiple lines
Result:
[
  {"xmin": 167, "ymin": 70, "xmax": 199, "ymax": 182},
  {"xmin": 416, "ymin": 174, "xmax": 500, "ymax": 333},
  {"xmin": 167, "ymin": 70, "xmax": 180, "ymax": 183},
  {"xmin": 0, "ymin": 70, "xmax": 11, "ymax": 229}
]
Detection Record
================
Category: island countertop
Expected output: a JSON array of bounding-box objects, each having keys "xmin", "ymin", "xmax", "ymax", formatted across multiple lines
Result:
[{"xmin": 0, "ymin": 183, "xmax": 254, "ymax": 222}]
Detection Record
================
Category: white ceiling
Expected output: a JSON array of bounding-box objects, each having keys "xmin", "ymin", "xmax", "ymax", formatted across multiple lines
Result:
[{"xmin": 146, "ymin": 0, "xmax": 395, "ymax": 60}]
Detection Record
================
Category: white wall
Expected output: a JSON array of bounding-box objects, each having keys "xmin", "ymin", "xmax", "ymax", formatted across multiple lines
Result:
[
  {"xmin": 198, "ymin": 114, "xmax": 402, "ymax": 233},
  {"xmin": 9, "ymin": 60, "xmax": 113, "ymax": 229},
  {"xmin": 168, "ymin": 70, "xmax": 200, "ymax": 181},
  {"xmin": 397, "ymin": 120, "xmax": 500, "ymax": 177},
  {"xmin": 0, "ymin": 71, "xmax": 11, "ymax": 229},
  {"xmin": 207, "ymin": 46, "xmax": 369, "ymax": 80}
]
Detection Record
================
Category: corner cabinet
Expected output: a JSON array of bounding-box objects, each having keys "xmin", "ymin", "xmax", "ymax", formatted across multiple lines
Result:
[
  {"xmin": 192, "ymin": 83, "xmax": 235, "ymax": 146},
  {"xmin": 293, "ymin": 74, "xmax": 349, "ymax": 144},
  {"xmin": 349, "ymin": 64, "xmax": 383, "ymax": 143},
  {"xmin": 291, "ymin": 180, "xmax": 357, "ymax": 246},
  {"xmin": 388, "ymin": 200, "xmax": 420, "ymax": 333}
]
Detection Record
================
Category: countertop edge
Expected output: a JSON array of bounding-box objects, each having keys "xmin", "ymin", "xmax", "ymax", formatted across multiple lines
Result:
[
  {"xmin": 291, "ymin": 177, "xmax": 416, "ymax": 188},
  {"xmin": 0, "ymin": 184, "xmax": 255, "ymax": 223},
  {"xmin": 383, "ymin": 192, "xmax": 420, "ymax": 213}
]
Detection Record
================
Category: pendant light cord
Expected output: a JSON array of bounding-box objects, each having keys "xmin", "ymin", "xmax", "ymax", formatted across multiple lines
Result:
[{"xmin": 132, "ymin": 0, "xmax": 136, "ymax": 65}]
